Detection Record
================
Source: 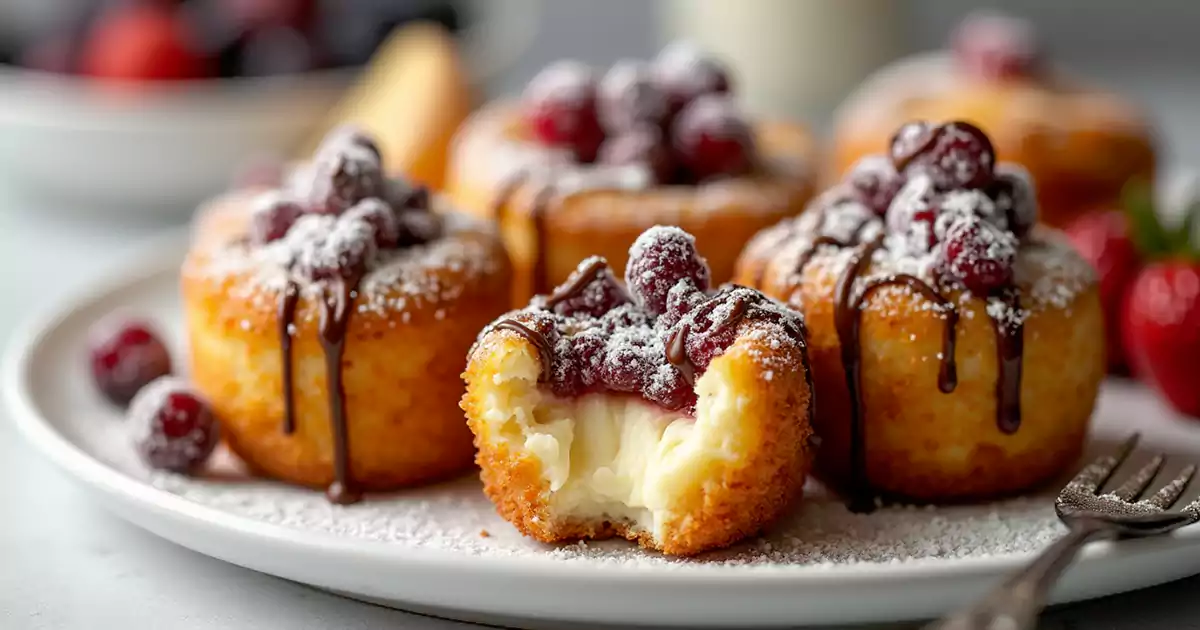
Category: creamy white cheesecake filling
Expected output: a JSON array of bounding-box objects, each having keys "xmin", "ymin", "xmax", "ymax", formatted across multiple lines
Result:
[{"xmin": 478, "ymin": 342, "xmax": 752, "ymax": 541}]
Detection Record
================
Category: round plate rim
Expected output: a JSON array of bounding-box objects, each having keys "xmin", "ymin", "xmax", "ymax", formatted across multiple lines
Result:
[{"xmin": 5, "ymin": 229, "xmax": 1200, "ymax": 591}]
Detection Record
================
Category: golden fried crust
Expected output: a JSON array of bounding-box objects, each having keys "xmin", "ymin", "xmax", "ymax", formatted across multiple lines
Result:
[
  {"xmin": 445, "ymin": 103, "xmax": 818, "ymax": 307},
  {"xmin": 829, "ymin": 59, "xmax": 1155, "ymax": 227},
  {"xmin": 182, "ymin": 208, "xmax": 512, "ymax": 491},
  {"xmin": 462, "ymin": 320, "xmax": 813, "ymax": 556},
  {"xmin": 735, "ymin": 239, "xmax": 1103, "ymax": 502}
]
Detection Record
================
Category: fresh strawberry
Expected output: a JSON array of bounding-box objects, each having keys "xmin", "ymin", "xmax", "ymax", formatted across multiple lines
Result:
[
  {"xmin": 1065, "ymin": 209, "xmax": 1141, "ymax": 372},
  {"xmin": 1114, "ymin": 179, "xmax": 1200, "ymax": 417},
  {"xmin": 81, "ymin": 4, "xmax": 212, "ymax": 82},
  {"xmin": 1123, "ymin": 261, "xmax": 1200, "ymax": 417}
]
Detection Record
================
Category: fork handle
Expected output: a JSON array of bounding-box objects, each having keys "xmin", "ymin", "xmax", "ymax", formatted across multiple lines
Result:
[{"xmin": 922, "ymin": 521, "xmax": 1115, "ymax": 630}]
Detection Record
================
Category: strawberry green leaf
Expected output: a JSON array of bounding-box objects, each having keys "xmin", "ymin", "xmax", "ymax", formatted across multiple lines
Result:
[{"xmin": 1122, "ymin": 178, "xmax": 1173, "ymax": 258}]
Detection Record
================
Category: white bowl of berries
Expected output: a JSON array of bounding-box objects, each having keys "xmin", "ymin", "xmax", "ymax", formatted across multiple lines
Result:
[{"xmin": 0, "ymin": 0, "xmax": 534, "ymax": 219}]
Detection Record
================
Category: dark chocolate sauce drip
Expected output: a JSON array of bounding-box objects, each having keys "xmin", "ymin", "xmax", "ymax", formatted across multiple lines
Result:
[
  {"xmin": 544, "ymin": 257, "xmax": 608, "ymax": 309},
  {"xmin": 279, "ymin": 280, "xmax": 300, "ymax": 435},
  {"xmin": 792, "ymin": 236, "xmax": 852, "ymax": 282},
  {"xmin": 318, "ymin": 277, "xmax": 362, "ymax": 505},
  {"xmin": 665, "ymin": 322, "xmax": 695, "ymax": 386},
  {"xmin": 854, "ymin": 274, "xmax": 959, "ymax": 393},
  {"xmin": 493, "ymin": 320, "xmax": 555, "ymax": 381},
  {"xmin": 991, "ymin": 289, "xmax": 1024, "ymax": 434},
  {"xmin": 832, "ymin": 235, "xmax": 886, "ymax": 513}
]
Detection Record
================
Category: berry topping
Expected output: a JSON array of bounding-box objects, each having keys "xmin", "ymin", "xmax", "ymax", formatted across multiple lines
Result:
[
  {"xmin": 524, "ymin": 60, "xmax": 606, "ymax": 163},
  {"xmin": 547, "ymin": 258, "xmax": 632, "ymax": 318},
  {"xmin": 341, "ymin": 198, "xmax": 400, "ymax": 249},
  {"xmin": 952, "ymin": 11, "xmax": 1041, "ymax": 81},
  {"xmin": 895, "ymin": 121, "xmax": 996, "ymax": 190},
  {"xmin": 653, "ymin": 41, "xmax": 732, "ymax": 116},
  {"xmin": 249, "ymin": 194, "xmax": 304, "ymax": 245},
  {"xmin": 643, "ymin": 364, "xmax": 696, "ymax": 412},
  {"xmin": 601, "ymin": 335, "xmax": 655, "ymax": 393},
  {"xmin": 128, "ymin": 377, "xmax": 219, "ymax": 473},
  {"xmin": 939, "ymin": 216, "xmax": 1017, "ymax": 294},
  {"xmin": 886, "ymin": 174, "xmax": 941, "ymax": 252},
  {"xmin": 626, "ymin": 226, "xmax": 712, "ymax": 315},
  {"xmin": 297, "ymin": 217, "xmax": 377, "ymax": 281},
  {"xmin": 598, "ymin": 60, "xmax": 670, "ymax": 133},
  {"xmin": 987, "ymin": 166, "xmax": 1038, "ymax": 238},
  {"xmin": 89, "ymin": 318, "xmax": 173, "ymax": 407},
  {"xmin": 671, "ymin": 94, "xmax": 755, "ymax": 181},
  {"xmin": 660, "ymin": 279, "xmax": 707, "ymax": 329},
  {"xmin": 321, "ymin": 124, "xmax": 383, "ymax": 162},
  {"xmin": 307, "ymin": 141, "xmax": 386, "ymax": 215},
  {"xmin": 846, "ymin": 156, "xmax": 907, "ymax": 216},
  {"xmin": 598, "ymin": 126, "xmax": 678, "ymax": 185}
]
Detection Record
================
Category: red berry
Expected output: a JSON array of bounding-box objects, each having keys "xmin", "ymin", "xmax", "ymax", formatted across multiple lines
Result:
[
  {"xmin": 598, "ymin": 60, "xmax": 669, "ymax": 133},
  {"xmin": 660, "ymin": 279, "xmax": 706, "ymax": 329},
  {"xmin": 672, "ymin": 95, "xmax": 755, "ymax": 181},
  {"xmin": 987, "ymin": 166, "xmax": 1038, "ymax": 238},
  {"xmin": 625, "ymin": 226, "xmax": 712, "ymax": 315},
  {"xmin": 1065, "ymin": 210, "xmax": 1142, "ymax": 372},
  {"xmin": 886, "ymin": 175, "xmax": 940, "ymax": 252},
  {"xmin": 307, "ymin": 142, "xmax": 385, "ymax": 215},
  {"xmin": 643, "ymin": 364, "xmax": 696, "ymax": 412},
  {"xmin": 298, "ymin": 217, "xmax": 377, "ymax": 280},
  {"xmin": 341, "ymin": 198, "xmax": 400, "ymax": 249},
  {"xmin": 952, "ymin": 11, "xmax": 1040, "ymax": 81},
  {"xmin": 81, "ymin": 5, "xmax": 211, "ymax": 81},
  {"xmin": 1123, "ymin": 262, "xmax": 1200, "ymax": 417},
  {"xmin": 600, "ymin": 338, "xmax": 653, "ymax": 393},
  {"xmin": 598, "ymin": 126, "xmax": 678, "ymax": 185},
  {"xmin": 653, "ymin": 41, "xmax": 731, "ymax": 117},
  {"xmin": 320, "ymin": 125, "xmax": 382, "ymax": 162},
  {"xmin": 89, "ymin": 318, "xmax": 173, "ymax": 407},
  {"xmin": 939, "ymin": 217, "xmax": 1017, "ymax": 294},
  {"xmin": 249, "ymin": 195, "xmax": 304, "ymax": 244},
  {"xmin": 846, "ymin": 156, "xmax": 906, "ymax": 216},
  {"xmin": 524, "ymin": 61, "xmax": 606, "ymax": 163},
  {"xmin": 549, "ymin": 258, "xmax": 632, "ymax": 318},
  {"xmin": 572, "ymin": 332, "xmax": 607, "ymax": 389},
  {"xmin": 129, "ymin": 378, "xmax": 219, "ymax": 473},
  {"xmin": 895, "ymin": 121, "xmax": 996, "ymax": 190}
]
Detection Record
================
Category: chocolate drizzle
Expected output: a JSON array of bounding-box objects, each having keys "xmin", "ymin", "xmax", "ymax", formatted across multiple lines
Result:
[
  {"xmin": 855, "ymin": 274, "xmax": 959, "ymax": 394},
  {"xmin": 493, "ymin": 319, "xmax": 555, "ymax": 381},
  {"xmin": 544, "ymin": 253, "xmax": 608, "ymax": 310},
  {"xmin": 317, "ymin": 277, "xmax": 361, "ymax": 505},
  {"xmin": 665, "ymin": 323, "xmax": 695, "ymax": 385},
  {"xmin": 278, "ymin": 280, "xmax": 300, "ymax": 434},
  {"xmin": 992, "ymin": 289, "xmax": 1025, "ymax": 434}
]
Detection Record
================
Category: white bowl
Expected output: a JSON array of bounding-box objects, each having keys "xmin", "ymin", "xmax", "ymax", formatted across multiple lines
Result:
[{"xmin": 0, "ymin": 66, "xmax": 354, "ymax": 218}]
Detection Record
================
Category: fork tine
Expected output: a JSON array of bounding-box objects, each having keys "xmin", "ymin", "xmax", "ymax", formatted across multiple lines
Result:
[
  {"xmin": 1068, "ymin": 433, "xmax": 1141, "ymax": 494},
  {"xmin": 1110, "ymin": 454, "xmax": 1166, "ymax": 501},
  {"xmin": 1144, "ymin": 464, "xmax": 1197, "ymax": 509}
]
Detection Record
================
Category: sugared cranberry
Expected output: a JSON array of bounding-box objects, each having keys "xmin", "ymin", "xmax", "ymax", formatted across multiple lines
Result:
[
  {"xmin": 672, "ymin": 95, "xmax": 755, "ymax": 181},
  {"xmin": 320, "ymin": 125, "xmax": 382, "ymax": 162},
  {"xmin": 306, "ymin": 141, "xmax": 386, "ymax": 215},
  {"xmin": 987, "ymin": 166, "xmax": 1038, "ymax": 238},
  {"xmin": 889, "ymin": 121, "xmax": 939, "ymax": 171},
  {"xmin": 660, "ymin": 279, "xmax": 706, "ymax": 329},
  {"xmin": 625, "ymin": 226, "xmax": 712, "ymax": 315},
  {"xmin": 653, "ymin": 41, "xmax": 731, "ymax": 117},
  {"xmin": 571, "ymin": 332, "xmax": 607, "ymax": 389},
  {"xmin": 128, "ymin": 377, "xmax": 219, "ymax": 473},
  {"xmin": 524, "ymin": 60, "xmax": 606, "ymax": 163},
  {"xmin": 341, "ymin": 198, "xmax": 400, "ymax": 249},
  {"xmin": 952, "ymin": 11, "xmax": 1041, "ymax": 81},
  {"xmin": 886, "ymin": 175, "xmax": 940, "ymax": 252},
  {"xmin": 298, "ymin": 218, "xmax": 376, "ymax": 281},
  {"xmin": 682, "ymin": 291, "xmax": 755, "ymax": 371},
  {"xmin": 549, "ymin": 258, "xmax": 631, "ymax": 318},
  {"xmin": 939, "ymin": 217, "xmax": 1017, "ymax": 294},
  {"xmin": 89, "ymin": 319, "xmax": 173, "ymax": 407},
  {"xmin": 600, "ymin": 339, "xmax": 652, "ymax": 393},
  {"xmin": 818, "ymin": 196, "xmax": 881, "ymax": 244},
  {"xmin": 599, "ymin": 60, "xmax": 670, "ymax": 133},
  {"xmin": 643, "ymin": 364, "xmax": 696, "ymax": 412},
  {"xmin": 394, "ymin": 183, "xmax": 431, "ymax": 212},
  {"xmin": 598, "ymin": 126, "xmax": 678, "ymax": 184},
  {"xmin": 897, "ymin": 121, "xmax": 996, "ymax": 190},
  {"xmin": 846, "ymin": 156, "xmax": 907, "ymax": 216},
  {"xmin": 249, "ymin": 195, "xmax": 304, "ymax": 245}
]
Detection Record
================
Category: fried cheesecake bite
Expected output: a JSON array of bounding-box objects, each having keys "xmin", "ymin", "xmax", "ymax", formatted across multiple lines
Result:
[{"xmin": 463, "ymin": 226, "xmax": 813, "ymax": 555}]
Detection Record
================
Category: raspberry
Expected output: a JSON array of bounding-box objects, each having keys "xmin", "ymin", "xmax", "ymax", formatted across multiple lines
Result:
[
  {"xmin": 524, "ymin": 60, "xmax": 606, "ymax": 163},
  {"xmin": 128, "ymin": 377, "xmax": 219, "ymax": 473},
  {"xmin": 671, "ymin": 95, "xmax": 754, "ymax": 181},
  {"xmin": 625, "ymin": 226, "xmax": 711, "ymax": 315},
  {"xmin": 939, "ymin": 216, "xmax": 1018, "ymax": 293},
  {"xmin": 598, "ymin": 59, "xmax": 669, "ymax": 133}
]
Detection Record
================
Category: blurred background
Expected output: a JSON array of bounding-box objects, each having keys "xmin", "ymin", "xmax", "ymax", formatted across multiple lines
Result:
[{"xmin": 0, "ymin": 0, "xmax": 1197, "ymax": 222}]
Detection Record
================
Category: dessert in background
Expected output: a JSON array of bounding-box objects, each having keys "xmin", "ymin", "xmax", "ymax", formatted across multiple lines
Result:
[
  {"xmin": 463, "ymin": 226, "xmax": 813, "ymax": 555},
  {"xmin": 737, "ymin": 120, "xmax": 1104, "ymax": 505},
  {"xmin": 181, "ymin": 126, "xmax": 511, "ymax": 503},
  {"xmin": 445, "ymin": 42, "xmax": 818, "ymax": 307},
  {"xmin": 830, "ymin": 10, "xmax": 1155, "ymax": 229}
]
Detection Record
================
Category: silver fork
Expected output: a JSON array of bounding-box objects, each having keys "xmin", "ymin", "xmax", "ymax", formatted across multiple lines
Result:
[{"xmin": 925, "ymin": 434, "xmax": 1200, "ymax": 630}]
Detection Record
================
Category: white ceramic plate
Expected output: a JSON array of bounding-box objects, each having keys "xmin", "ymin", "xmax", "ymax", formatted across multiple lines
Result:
[{"xmin": 6, "ymin": 231, "xmax": 1200, "ymax": 629}]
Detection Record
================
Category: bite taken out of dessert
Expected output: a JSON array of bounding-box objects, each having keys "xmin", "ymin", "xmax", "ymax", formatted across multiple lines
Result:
[
  {"xmin": 444, "ymin": 42, "xmax": 819, "ymax": 307},
  {"xmin": 737, "ymin": 120, "xmax": 1104, "ymax": 507},
  {"xmin": 830, "ymin": 10, "xmax": 1155, "ymax": 230},
  {"xmin": 462, "ymin": 226, "xmax": 814, "ymax": 556},
  {"xmin": 175, "ymin": 126, "xmax": 512, "ymax": 503}
]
